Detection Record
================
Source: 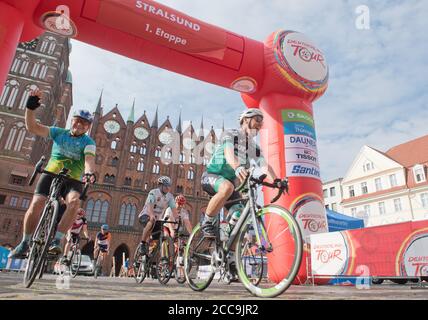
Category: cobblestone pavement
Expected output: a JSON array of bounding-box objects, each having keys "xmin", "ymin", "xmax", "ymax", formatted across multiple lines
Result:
[{"xmin": 0, "ymin": 272, "xmax": 427, "ymax": 300}]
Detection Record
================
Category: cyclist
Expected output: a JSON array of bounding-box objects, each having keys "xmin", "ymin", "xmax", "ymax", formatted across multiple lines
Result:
[
  {"xmin": 163, "ymin": 194, "xmax": 193, "ymax": 239},
  {"xmin": 9, "ymin": 90, "xmax": 97, "ymax": 259},
  {"xmin": 137, "ymin": 176, "xmax": 178, "ymax": 256},
  {"xmin": 200, "ymin": 108, "xmax": 277, "ymax": 237},
  {"xmin": 93, "ymin": 224, "xmax": 111, "ymax": 266},
  {"xmin": 62, "ymin": 208, "xmax": 90, "ymax": 264}
]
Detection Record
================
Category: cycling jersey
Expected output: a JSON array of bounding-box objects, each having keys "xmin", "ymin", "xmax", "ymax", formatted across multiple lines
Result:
[
  {"xmin": 206, "ymin": 129, "xmax": 264, "ymax": 181},
  {"xmin": 45, "ymin": 127, "xmax": 96, "ymax": 180},
  {"xmin": 138, "ymin": 188, "xmax": 176, "ymax": 219},
  {"xmin": 163, "ymin": 207, "xmax": 190, "ymax": 235},
  {"xmin": 96, "ymin": 232, "xmax": 111, "ymax": 248},
  {"xmin": 70, "ymin": 216, "xmax": 87, "ymax": 235}
]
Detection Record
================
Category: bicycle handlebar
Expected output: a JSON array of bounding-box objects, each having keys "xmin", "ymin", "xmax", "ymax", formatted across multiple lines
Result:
[{"xmin": 234, "ymin": 169, "xmax": 289, "ymax": 204}]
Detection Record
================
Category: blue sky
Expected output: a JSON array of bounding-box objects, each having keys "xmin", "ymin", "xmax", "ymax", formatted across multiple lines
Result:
[{"xmin": 68, "ymin": 0, "xmax": 428, "ymax": 182}]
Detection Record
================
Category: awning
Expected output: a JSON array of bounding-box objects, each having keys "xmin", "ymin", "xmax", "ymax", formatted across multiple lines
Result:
[{"xmin": 11, "ymin": 170, "xmax": 28, "ymax": 178}]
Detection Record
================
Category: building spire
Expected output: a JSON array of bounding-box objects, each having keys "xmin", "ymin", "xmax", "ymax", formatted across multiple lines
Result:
[
  {"xmin": 95, "ymin": 89, "xmax": 103, "ymax": 115},
  {"xmin": 222, "ymin": 119, "xmax": 225, "ymax": 132},
  {"xmin": 127, "ymin": 98, "xmax": 135, "ymax": 123},
  {"xmin": 151, "ymin": 105, "xmax": 159, "ymax": 128},
  {"xmin": 176, "ymin": 108, "xmax": 182, "ymax": 134},
  {"xmin": 199, "ymin": 114, "xmax": 204, "ymax": 139}
]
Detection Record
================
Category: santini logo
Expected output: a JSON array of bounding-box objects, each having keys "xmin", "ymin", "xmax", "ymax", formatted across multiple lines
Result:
[{"xmin": 291, "ymin": 165, "xmax": 320, "ymax": 177}]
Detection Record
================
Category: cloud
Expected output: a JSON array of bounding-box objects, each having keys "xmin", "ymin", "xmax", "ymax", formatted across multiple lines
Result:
[{"xmin": 68, "ymin": 0, "xmax": 428, "ymax": 182}]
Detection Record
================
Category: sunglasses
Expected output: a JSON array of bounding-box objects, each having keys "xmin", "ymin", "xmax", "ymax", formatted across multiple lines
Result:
[{"xmin": 252, "ymin": 115, "xmax": 264, "ymax": 123}]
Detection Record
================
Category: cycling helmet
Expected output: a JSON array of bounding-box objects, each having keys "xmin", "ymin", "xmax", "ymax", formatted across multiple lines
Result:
[
  {"xmin": 158, "ymin": 176, "xmax": 172, "ymax": 187},
  {"xmin": 175, "ymin": 194, "xmax": 186, "ymax": 206},
  {"xmin": 239, "ymin": 108, "xmax": 264, "ymax": 124},
  {"xmin": 77, "ymin": 208, "xmax": 86, "ymax": 216},
  {"xmin": 101, "ymin": 224, "xmax": 109, "ymax": 231},
  {"xmin": 73, "ymin": 109, "xmax": 94, "ymax": 123}
]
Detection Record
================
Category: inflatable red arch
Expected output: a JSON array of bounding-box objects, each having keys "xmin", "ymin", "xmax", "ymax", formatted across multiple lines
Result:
[{"xmin": 0, "ymin": 0, "xmax": 329, "ymax": 283}]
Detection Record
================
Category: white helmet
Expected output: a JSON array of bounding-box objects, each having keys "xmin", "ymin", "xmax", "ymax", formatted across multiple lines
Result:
[{"xmin": 239, "ymin": 108, "xmax": 264, "ymax": 124}]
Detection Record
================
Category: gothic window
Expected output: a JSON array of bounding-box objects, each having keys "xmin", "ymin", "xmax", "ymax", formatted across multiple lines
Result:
[
  {"xmin": 31, "ymin": 59, "xmax": 48, "ymax": 79},
  {"xmin": 155, "ymin": 146, "xmax": 161, "ymax": 158},
  {"xmin": 40, "ymin": 36, "xmax": 57, "ymax": 54},
  {"xmin": 0, "ymin": 79, "xmax": 20, "ymax": 108},
  {"xmin": 187, "ymin": 168, "xmax": 195, "ymax": 180},
  {"xmin": 130, "ymin": 143, "xmax": 137, "ymax": 153},
  {"xmin": 152, "ymin": 162, "xmax": 160, "ymax": 174},
  {"xmin": 0, "ymin": 120, "xmax": 5, "ymax": 141},
  {"xmin": 5, "ymin": 122, "xmax": 25, "ymax": 151},
  {"xmin": 124, "ymin": 177, "xmax": 132, "ymax": 186},
  {"xmin": 86, "ymin": 199, "xmax": 109, "ymax": 223},
  {"xmin": 119, "ymin": 203, "xmax": 137, "ymax": 226},
  {"xmin": 111, "ymin": 157, "xmax": 119, "ymax": 167},
  {"xmin": 11, "ymin": 54, "xmax": 30, "ymax": 75},
  {"xmin": 140, "ymin": 145, "xmax": 147, "ymax": 155},
  {"xmin": 137, "ymin": 159, "xmax": 144, "ymax": 172}
]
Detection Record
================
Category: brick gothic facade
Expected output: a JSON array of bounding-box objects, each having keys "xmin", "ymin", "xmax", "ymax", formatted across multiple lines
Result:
[
  {"xmin": 0, "ymin": 31, "xmax": 220, "ymax": 276},
  {"xmin": 83, "ymin": 100, "xmax": 218, "ymax": 275},
  {"xmin": 0, "ymin": 32, "xmax": 72, "ymax": 247}
]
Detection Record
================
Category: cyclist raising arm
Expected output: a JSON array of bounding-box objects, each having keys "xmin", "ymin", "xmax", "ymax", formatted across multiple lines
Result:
[{"xmin": 9, "ymin": 90, "xmax": 97, "ymax": 258}]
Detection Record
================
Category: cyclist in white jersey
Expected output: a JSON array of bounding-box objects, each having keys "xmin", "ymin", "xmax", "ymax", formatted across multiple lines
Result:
[
  {"xmin": 137, "ymin": 176, "xmax": 178, "ymax": 255},
  {"xmin": 163, "ymin": 194, "xmax": 193, "ymax": 239}
]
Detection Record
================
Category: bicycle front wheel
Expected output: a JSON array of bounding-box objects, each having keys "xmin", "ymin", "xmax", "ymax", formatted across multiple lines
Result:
[
  {"xmin": 133, "ymin": 246, "xmax": 147, "ymax": 284},
  {"xmin": 70, "ymin": 247, "xmax": 82, "ymax": 278},
  {"xmin": 184, "ymin": 224, "xmax": 216, "ymax": 291},
  {"xmin": 156, "ymin": 236, "xmax": 174, "ymax": 285},
  {"xmin": 235, "ymin": 205, "xmax": 303, "ymax": 298},
  {"xmin": 24, "ymin": 200, "xmax": 59, "ymax": 288}
]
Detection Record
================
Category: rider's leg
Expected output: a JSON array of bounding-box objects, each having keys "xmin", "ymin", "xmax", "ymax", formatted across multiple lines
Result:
[
  {"xmin": 8, "ymin": 195, "xmax": 46, "ymax": 258},
  {"xmin": 63, "ymin": 231, "xmax": 72, "ymax": 258},
  {"xmin": 50, "ymin": 191, "xmax": 80, "ymax": 254},
  {"xmin": 139, "ymin": 215, "xmax": 155, "ymax": 255},
  {"xmin": 202, "ymin": 180, "xmax": 234, "ymax": 236}
]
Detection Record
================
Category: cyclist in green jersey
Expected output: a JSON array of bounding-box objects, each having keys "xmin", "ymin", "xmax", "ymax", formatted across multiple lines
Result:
[
  {"xmin": 200, "ymin": 108, "xmax": 278, "ymax": 237},
  {"xmin": 9, "ymin": 90, "xmax": 97, "ymax": 259}
]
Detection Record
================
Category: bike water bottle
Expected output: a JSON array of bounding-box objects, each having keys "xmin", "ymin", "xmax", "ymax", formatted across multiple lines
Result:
[
  {"xmin": 219, "ymin": 221, "xmax": 230, "ymax": 241},
  {"xmin": 229, "ymin": 204, "xmax": 243, "ymax": 226}
]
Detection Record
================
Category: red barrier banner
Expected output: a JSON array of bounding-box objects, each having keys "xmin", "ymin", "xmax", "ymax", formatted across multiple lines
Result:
[
  {"xmin": 310, "ymin": 220, "xmax": 428, "ymax": 278},
  {"xmin": 96, "ymin": 0, "xmax": 227, "ymax": 59}
]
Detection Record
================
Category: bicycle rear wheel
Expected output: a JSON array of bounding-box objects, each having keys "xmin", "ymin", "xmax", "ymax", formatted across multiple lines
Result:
[
  {"xmin": 23, "ymin": 200, "xmax": 59, "ymax": 288},
  {"xmin": 156, "ymin": 236, "xmax": 174, "ymax": 285},
  {"xmin": 184, "ymin": 224, "xmax": 216, "ymax": 291},
  {"xmin": 235, "ymin": 205, "xmax": 303, "ymax": 298},
  {"xmin": 175, "ymin": 239, "xmax": 186, "ymax": 284}
]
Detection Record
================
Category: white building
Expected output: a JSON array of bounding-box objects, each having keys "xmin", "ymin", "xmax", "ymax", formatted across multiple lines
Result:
[
  {"xmin": 340, "ymin": 135, "xmax": 428, "ymax": 227},
  {"xmin": 322, "ymin": 178, "xmax": 344, "ymax": 212}
]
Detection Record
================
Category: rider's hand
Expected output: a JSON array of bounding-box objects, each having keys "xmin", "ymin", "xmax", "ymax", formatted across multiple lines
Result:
[
  {"xmin": 83, "ymin": 173, "xmax": 96, "ymax": 184},
  {"xmin": 235, "ymin": 166, "xmax": 248, "ymax": 183},
  {"xmin": 26, "ymin": 90, "xmax": 42, "ymax": 110},
  {"xmin": 273, "ymin": 178, "xmax": 282, "ymax": 188}
]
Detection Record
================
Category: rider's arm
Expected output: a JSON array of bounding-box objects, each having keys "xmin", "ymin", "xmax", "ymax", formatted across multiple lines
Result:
[
  {"xmin": 25, "ymin": 108, "xmax": 49, "ymax": 137},
  {"xmin": 224, "ymin": 145, "xmax": 248, "ymax": 181},
  {"xmin": 82, "ymin": 224, "xmax": 90, "ymax": 239},
  {"xmin": 184, "ymin": 217, "xmax": 193, "ymax": 235},
  {"xmin": 258, "ymin": 156, "xmax": 279, "ymax": 183}
]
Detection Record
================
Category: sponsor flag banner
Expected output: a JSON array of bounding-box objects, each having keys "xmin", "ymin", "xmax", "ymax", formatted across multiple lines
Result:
[
  {"xmin": 283, "ymin": 108, "xmax": 320, "ymax": 181},
  {"xmin": 309, "ymin": 220, "xmax": 428, "ymax": 277}
]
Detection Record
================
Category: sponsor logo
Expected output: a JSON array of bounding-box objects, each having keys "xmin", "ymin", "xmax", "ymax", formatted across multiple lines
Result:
[
  {"xmin": 282, "ymin": 109, "xmax": 315, "ymax": 127},
  {"xmin": 290, "ymin": 164, "xmax": 320, "ymax": 178},
  {"xmin": 286, "ymin": 148, "xmax": 319, "ymax": 166},
  {"xmin": 284, "ymin": 122, "xmax": 316, "ymax": 139},
  {"xmin": 310, "ymin": 233, "xmax": 349, "ymax": 276},
  {"xmin": 287, "ymin": 135, "xmax": 317, "ymax": 149},
  {"xmin": 398, "ymin": 232, "xmax": 428, "ymax": 277},
  {"xmin": 41, "ymin": 11, "xmax": 77, "ymax": 37},
  {"xmin": 231, "ymin": 77, "xmax": 257, "ymax": 93},
  {"xmin": 291, "ymin": 195, "xmax": 328, "ymax": 236},
  {"xmin": 302, "ymin": 218, "xmax": 327, "ymax": 232}
]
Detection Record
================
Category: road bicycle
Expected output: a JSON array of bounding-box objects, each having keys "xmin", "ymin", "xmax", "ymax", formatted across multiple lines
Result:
[
  {"xmin": 23, "ymin": 156, "xmax": 89, "ymax": 288},
  {"xmin": 184, "ymin": 168, "xmax": 303, "ymax": 298},
  {"xmin": 133, "ymin": 220, "xmax": 177, "ymax": 285}
]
